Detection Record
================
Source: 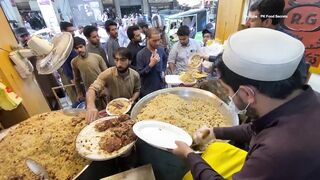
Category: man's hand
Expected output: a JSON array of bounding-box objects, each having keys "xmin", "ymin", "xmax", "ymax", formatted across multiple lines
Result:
[
  {"xmin": 149, "ymin": 52, "xmax": 160, "ymax": 68},
  {"xmin": 77, "ymin": 94, "xmax": 85, "ymax": 102},
  {"xmin": 172, "ymin": 141, "xmax": 194, "ymax": 158},
  {"xmin": 193, "ymin": 126, "xmax": 215, "ymax": 145},
  {"xmin": 168, "ymin": 63, "xmax": 176, "ymax": 74},
  {"xmin": 128, "ymin": 98, "xmax": 134, "ymax": 104},
  {"xmin": 85, "ymin": 107, "xmax": 98, "ymax": 123},
  {"xmin": 200, "ymin": 54, "xmax": 210, "ymax": 61}
]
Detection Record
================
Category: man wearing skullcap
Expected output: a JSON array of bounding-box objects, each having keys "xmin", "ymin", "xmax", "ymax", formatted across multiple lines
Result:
[{"xmin": 173, "ymin": 28, "xmax": 320, "ymax": 179}]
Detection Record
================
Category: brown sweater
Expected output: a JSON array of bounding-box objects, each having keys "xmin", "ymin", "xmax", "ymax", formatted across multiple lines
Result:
[{"xmin": 71, "ymin": 52, "xmax": 107, "ymax": 94}]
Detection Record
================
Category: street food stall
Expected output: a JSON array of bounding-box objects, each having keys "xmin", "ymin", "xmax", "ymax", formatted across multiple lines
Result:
[
  {"xmin": 0, "ymin": 87, "xmax": 238, "ymax": 179},
  {"xmin": 0, "ymin": 1, "xmax": 236, "ymax": 179},
  {"xmin": 1, "ymin": 0, "xmax": 319, "ymax": 179}
]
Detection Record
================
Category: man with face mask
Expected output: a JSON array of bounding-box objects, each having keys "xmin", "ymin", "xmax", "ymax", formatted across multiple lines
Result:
[
  {"xmin": 127, "ymin": 25, "xmax": 144, "ymax": 70},
  {"xmin": 138, "ymin": 21, "xmax": 148, "ymax": 47},
  {"xmin": 71, "ymin": 37, "xmax": 107, "ymax": 109},
  {"xmin": 172, "ymin": 28, "xmax": 320, "ymax": 179},
  {"xmin": 85, "ymin": 47, "xmax": 141, "ymax": 123}
]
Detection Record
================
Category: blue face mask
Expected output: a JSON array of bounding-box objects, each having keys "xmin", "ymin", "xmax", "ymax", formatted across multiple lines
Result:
[{"xmin": 228, "ymin": 89, "xmax": 251, "ymax": 115}]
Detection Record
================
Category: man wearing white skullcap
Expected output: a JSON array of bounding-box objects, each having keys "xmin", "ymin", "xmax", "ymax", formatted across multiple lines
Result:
[{"xmin": 172, "ymin": 28, "xmax": 320, "ymax": 179}]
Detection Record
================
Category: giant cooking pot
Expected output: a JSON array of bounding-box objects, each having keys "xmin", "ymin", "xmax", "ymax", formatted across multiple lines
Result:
[
  {"xmin": 130, "ymin": 87, "xmax": 239, "ymax": 180},
  {"xmin": 131, "ymin": 87, "xmax": 239, "ymax": 126}
]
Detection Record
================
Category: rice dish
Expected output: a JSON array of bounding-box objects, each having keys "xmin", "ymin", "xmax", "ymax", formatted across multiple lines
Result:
[{"xmin": 136, "ymin": 94, "xmax": 229, "ymax": 134}]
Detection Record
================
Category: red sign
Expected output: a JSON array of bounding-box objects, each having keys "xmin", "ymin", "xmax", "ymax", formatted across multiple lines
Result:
[
  {"xmin": 284, "ymin": 5, "xmax": 320, "ymax": 32},
  {"xmin": 282, "ymin": 1, "xmax": 320, "ymax": 73}
]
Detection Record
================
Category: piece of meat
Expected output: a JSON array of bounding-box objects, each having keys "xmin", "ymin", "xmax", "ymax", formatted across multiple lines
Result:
[
  {"xmin": 112, "ymin": 126, "xmax": 127, "ymax": 138},
  {"xmin": 125, "ymin": 119, "xmax": 135, "ymax": 126},
  {"xmin": 118, "ymin": 120, "xmax": 135, "ymax": 129},
  {"xmin": 118, "ymin": 114, "xmax": 130, "ymax": 122},
  {"xmin": 110, "ymin": 119, "xmax": 136, "ymax": 145},
  {"xmin": 109, "ymin": 101, "xmax": 125, "ymax": 109},
  {"xmin": 118, "ymin": 122, "xmax": 130, "ymax": 129},
  {"xmin": 98, "ymin": 116, "xmax": 136, "ymax": 153},
  {"xmin": 95, "ymin": 118, "xmax": 119, "ymax": 132},
  {"xmin": 121, "ymin": 129, "xmax": 136, "ymax": 145},
  {"xmin": 95, "ymin": 121, "xmax": 111, "ymax": 132},
  {"xmin": 127, "ymin": 129, "xmax": 136, "ymax": 141},
  {"xmin": 114, "ymin": 102, "xmax": 125, "ymax": 109},
  {"xmin": 113, "ymin": 119, "xmax": 135, "ymax": 137},
  {"xmin": 99, "ymin": 136, "xmax": 122, "ymax": 153}
]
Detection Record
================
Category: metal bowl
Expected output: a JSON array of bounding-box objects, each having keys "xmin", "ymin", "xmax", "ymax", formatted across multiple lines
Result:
[{"xmin": 131, "ymin": 87, "xmax": 239, "ymax": 126}]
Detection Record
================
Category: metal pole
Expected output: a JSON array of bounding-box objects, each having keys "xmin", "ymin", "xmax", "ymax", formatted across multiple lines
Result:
[{"xmin": 113, "ymin": 0, "xmax": 122, "ymax": 18}]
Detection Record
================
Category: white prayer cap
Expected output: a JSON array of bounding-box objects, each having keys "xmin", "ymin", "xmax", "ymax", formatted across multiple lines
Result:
[{"xmin": 222, "ymin": 28, "xmax": 305, "ymax": 81}]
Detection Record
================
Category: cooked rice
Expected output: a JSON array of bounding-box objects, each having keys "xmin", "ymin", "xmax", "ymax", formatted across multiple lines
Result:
[
  {"xmin": 0, "ymin": 111, "xmax": 89, "ymax": 180},
  {"xmin": 107, "ymin": 99, "xmax": 131, "ymax": 115},
  {"xmin": 189, "ymin": 54, "xmax": 202, "ymax": 68},
  {"xmin": 180, "ymin": 71, "xmax": 195, "ymax": 83},
  {"xmin": 137, "ymin": 94, "xmax": 230, "ymax": 134}
]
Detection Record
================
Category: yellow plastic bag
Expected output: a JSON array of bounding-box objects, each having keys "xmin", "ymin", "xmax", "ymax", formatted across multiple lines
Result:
[
  {"xmin": 0, "ymin": 82, "xmax": 22, "ymax": 110},
  {"xmin": 183, "ymin": 142, "xmax": 247, "ymax": 180}
]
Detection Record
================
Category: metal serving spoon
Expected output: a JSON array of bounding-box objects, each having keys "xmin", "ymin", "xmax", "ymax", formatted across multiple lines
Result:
[{"xmin": 26, "ymin": 159, "xmax": 49, "ymax": 180}]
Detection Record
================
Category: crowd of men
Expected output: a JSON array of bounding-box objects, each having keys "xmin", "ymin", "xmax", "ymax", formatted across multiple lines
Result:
[{"xmin": 14, "ymin": 6, "xmax": 217, "ymax": 110}]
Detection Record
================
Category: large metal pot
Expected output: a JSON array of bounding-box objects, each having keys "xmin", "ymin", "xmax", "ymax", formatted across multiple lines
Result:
[
  {"xmin": 131, "ymin": 87, "xmax": 239, "ymax": 126},
  {"xmin": 130, "ymin": 87, "xmax": 239, "ymax": 180}
]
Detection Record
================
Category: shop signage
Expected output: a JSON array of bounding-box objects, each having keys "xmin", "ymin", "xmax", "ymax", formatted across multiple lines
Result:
[{"xmin": 282, "ymin": 0, "xmax": 320, "ymax": 73}]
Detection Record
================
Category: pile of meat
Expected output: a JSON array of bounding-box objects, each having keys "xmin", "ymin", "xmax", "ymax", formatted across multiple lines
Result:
[{"xmin": 95, "ymin": 114, "xmax": 136, "ymax": 153}]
